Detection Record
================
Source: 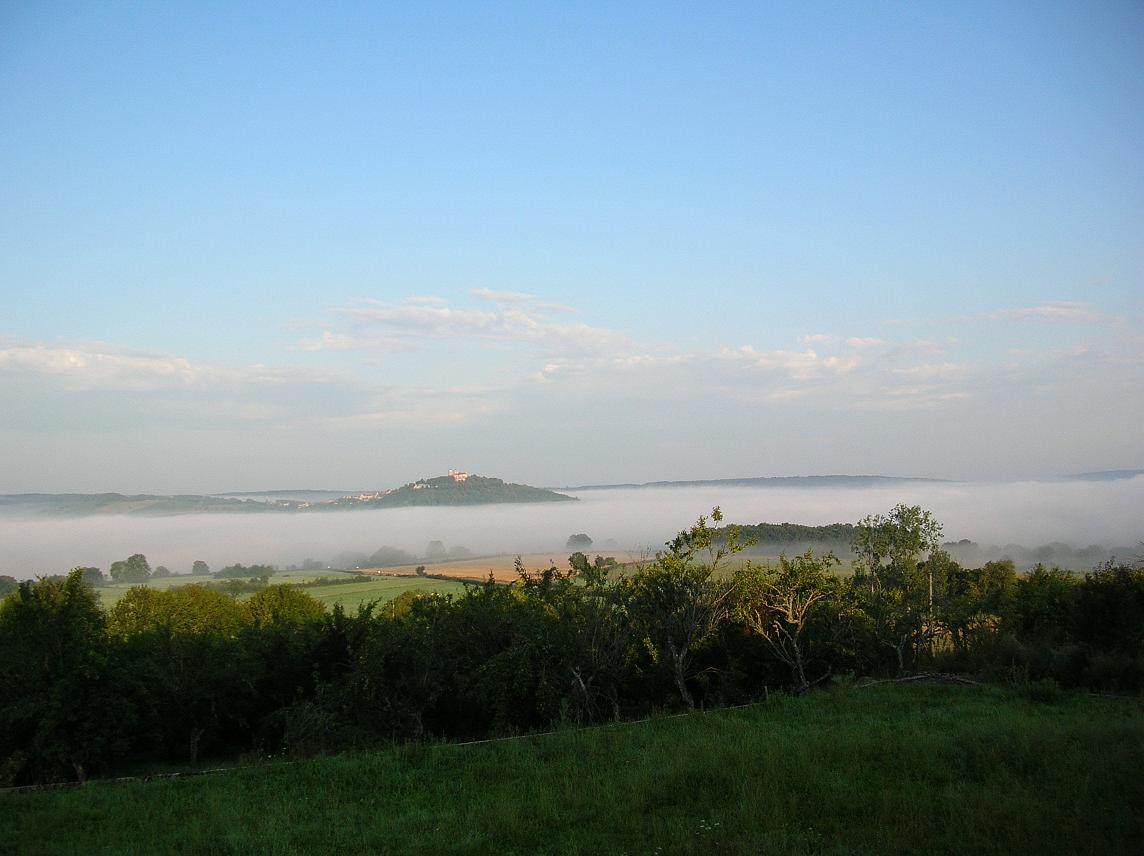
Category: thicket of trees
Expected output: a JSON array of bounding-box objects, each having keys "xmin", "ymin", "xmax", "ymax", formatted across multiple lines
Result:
[
  {"xmin": 108, "ymin": 553, "xmax": 151, "ymax": 584},
  {"xmin": 1, "ymin": 505, "xmax": 1141, "ymax": 786}
]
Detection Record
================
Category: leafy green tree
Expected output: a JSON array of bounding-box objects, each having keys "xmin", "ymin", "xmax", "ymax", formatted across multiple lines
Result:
[
  {"xmin": 242, "ymin": 586, "xmax": 327, "ymax": 751},
  {"xmin": 385, "ymin": 588, "xmax": 435, "ymax": 618},
  {"xmin": 109, "ymin": 553, "xmax": 151, "ymax": 584},
  {"xmin": 942, "ymin": 558, "xmax": 1016, "ymax": 653},
  {"xmin": 566, "ymin": 533, "xmax": 593, "ymax": 549},
  {"xmin": 191, "ymin": 560, "xmax": 210, "ymax": 576},
  {"xmin": 215, "ymin": 563, "xmax": 275, "ymax": 578},
  {"xmin": 623, "ymin": 508, "xmax": 753, "ymax": 710},
  {"xmin": 853, "ymin": 504, "xmax": 943, "ymax": 588},
  {"xmin": 109, "ymin": 585, "xmax": 252, "ymax": 764},
  {"xmin": 733, "ymin": 550, "xmax": 839, "ymax": 692},
  {"xmin": 1008, "ymin": 565, "xmax": 1077, "ymax": 644},
  {"xmin": 0, "ymin": 570, "xmax": 131, "ymax": 783},
  {"xmin": 109, "ymin": 584, "xmax": 247, "ymax": 639},
  {"xmin": 510, "ymin": 557, "xmax": 631, "ymax": 725},
  {"xmin": 152, "ymin": 565, "xmax": 172, "ymax": 579},
  {"xmin": 564, "ymin": 587, "xmax": 632, "ymax": 723},
  {"xmin": 75, "ymin": 566, "xmax": 104, "ymax": 587},
  {"xmin": 0, "ymin": 575, "xmax": 19, "ymax": 597},
  {"xmin": 568, "ymin": 552, "xmax": 617, "ymax": 588},
  {"xmin": 246, "ymin": 585, "xmax": 326, "ymax": 629},
  {"xmin": 1072, "ymin": 562, "xmax": 1144, "ymax": 654},
  {"xmin": 852, "ymin": 505, "xmax": 944, "ymax": 672}
]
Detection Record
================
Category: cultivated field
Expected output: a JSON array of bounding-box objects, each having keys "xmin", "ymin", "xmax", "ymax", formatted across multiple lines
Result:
[
  {"xmin": 91, "ymin": 548, "xmax": 853, "ymax": 613},
  {"xmin": 362, "ymin": 549, "xmax": 798, "ymax": 582},
  {"xmin": 93, "ymin": 555, "xmax": 597, "ymax": 613},
  {"xmin": 360, "ymin": 551, "xmax": 647, "ymax": 582}
]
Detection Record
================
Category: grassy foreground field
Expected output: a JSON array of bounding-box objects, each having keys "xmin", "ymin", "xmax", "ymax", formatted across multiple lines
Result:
[{"xmin": 4, "ymin": 684, "xmax": 1141, "ymax": 855}]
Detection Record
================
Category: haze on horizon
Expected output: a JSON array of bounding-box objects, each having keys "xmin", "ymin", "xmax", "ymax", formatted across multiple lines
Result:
[
  {"xmin": 2, "ymin": 478, "xmax": 1142, "ymax": 580},
  {"xmin": 2, "ymin": 4, "xmax": 1142, "ymax": 494}
]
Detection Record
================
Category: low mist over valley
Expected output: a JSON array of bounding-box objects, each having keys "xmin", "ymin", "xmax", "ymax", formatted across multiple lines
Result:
[{"xmin": 3, "ymin": 475, "xmax": 1140, "ymax": 578}]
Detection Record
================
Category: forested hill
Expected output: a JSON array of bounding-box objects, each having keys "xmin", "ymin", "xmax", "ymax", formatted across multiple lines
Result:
[
  {"xmin": 0, "ymin": 493, "xmax": 282, "ymax": 517},
  {"xmin": 736, "ymin": 521, "xmax": 857, "ymax": 544},
  {"xmin": 721, "ymin": 521, "xmax": 857, "ymax": 554},
  {"xmin": 347, "ymin": 475, "xmax": 576, "ymax": 508}
]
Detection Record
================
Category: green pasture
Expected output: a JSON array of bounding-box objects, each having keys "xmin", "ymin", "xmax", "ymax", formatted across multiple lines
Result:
[
  {"xmin": 96, "ymin": 570, "xmax": 466, "ymax": 612},
  {"xmin": 4, "ymin": 683, "xmax": 1141, "ymax": 855}
]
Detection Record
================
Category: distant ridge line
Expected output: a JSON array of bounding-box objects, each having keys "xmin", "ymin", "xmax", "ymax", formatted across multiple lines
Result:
[
  {"xmin": 557, "ymin": 474, "xmax": 953, "ymax": 491},
  {"xmin": 1061, "ymin": 469, "xmax": 1144, "ymax": 482},
  {"xmin": 211, "ymin": 490, "xmax": 354, "ymax": 497}
]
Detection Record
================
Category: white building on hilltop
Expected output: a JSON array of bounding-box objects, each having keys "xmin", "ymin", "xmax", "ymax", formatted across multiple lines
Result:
[{"xmin": 448, "ymin": 469, "xmax": 469, "ymax": 482}]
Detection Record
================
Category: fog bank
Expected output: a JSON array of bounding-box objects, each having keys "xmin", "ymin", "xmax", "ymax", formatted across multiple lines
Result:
[{"xmin": 2, "ymin": 477, "xmax": 1141, "ymax": 578}]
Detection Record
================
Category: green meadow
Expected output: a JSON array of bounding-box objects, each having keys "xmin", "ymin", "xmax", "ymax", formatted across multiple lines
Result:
[
  {"xmin": 4, "ymin": 683, "xmax": 1141, "ymax": 855},
  {"xmin": 95, "ymin": 570, "xmax": 467, "ymax": 612}
]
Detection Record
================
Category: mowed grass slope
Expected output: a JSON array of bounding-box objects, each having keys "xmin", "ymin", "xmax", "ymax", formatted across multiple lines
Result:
[{"xmin": 5, "ymin": 684, "xmax": 1141, "ymax": 855}]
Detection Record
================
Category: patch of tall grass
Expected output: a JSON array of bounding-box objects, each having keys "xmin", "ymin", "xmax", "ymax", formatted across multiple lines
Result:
[{"xmin": 5, "ymin": 683, "xmax": 1141, "ymax": 855}]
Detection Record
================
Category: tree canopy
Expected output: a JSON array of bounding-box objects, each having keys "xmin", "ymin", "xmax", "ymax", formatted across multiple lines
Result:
[{"xmin": 108, "ymin": 554, "xmax": 151, "ymax": 584}]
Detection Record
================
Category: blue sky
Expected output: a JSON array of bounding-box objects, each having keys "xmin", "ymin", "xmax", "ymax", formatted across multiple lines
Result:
[{"xmin": 1, "ymin": 1, "xmax": 1141, "ymax": 492}]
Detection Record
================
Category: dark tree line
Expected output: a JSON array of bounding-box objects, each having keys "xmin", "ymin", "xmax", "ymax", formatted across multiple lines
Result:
[{"xmin": 1, "ymin": 505, "xmax": 1141, "ymax": 786}]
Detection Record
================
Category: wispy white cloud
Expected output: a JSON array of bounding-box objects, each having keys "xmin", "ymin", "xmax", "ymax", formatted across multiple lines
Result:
[
  {"xmin": 892, "ymin": 362, "xmax": 966, "ymax": 380},
  {"xmin": 892, "ymin": 299, "xmax": 1124, "ymax": 329},
  {"xmin": 9, "ymin": 293, "xmax": 1140, "ymax": 441},
  {"xmin": 992, "ymin": 301, "xmax": 1099, "ymax": 322},
  {"xmin": 469, "ymin": 287, "xmax": 577, "ymax": 313},
  {"xmin": 404, "ymin": 295, "xmax": 449, "ymax": 306},
  {"xmin": 468, "ymin": 287, "xmax": 533, "ymax": 303},
  {"xmin": 722, "ymin": 345, "xmax": 861, "ymax": 380},
  {"xmin": 0, "ymin": 343, "xmax": 201, "ymax": 390},
  {"xmin": 522, "ymin": 337, "xmax": 969, "ymax": 412},
  {"xmin": 304, "ymin": 293, "xmax": 626, "ymax": 355},
  {"xmin": 0, "ymin": 343, "xmax": 334, "ymax": 392},
  {"xmin": 952, "ymin": 300, "xmax": 1110, "ymax": 324}
]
